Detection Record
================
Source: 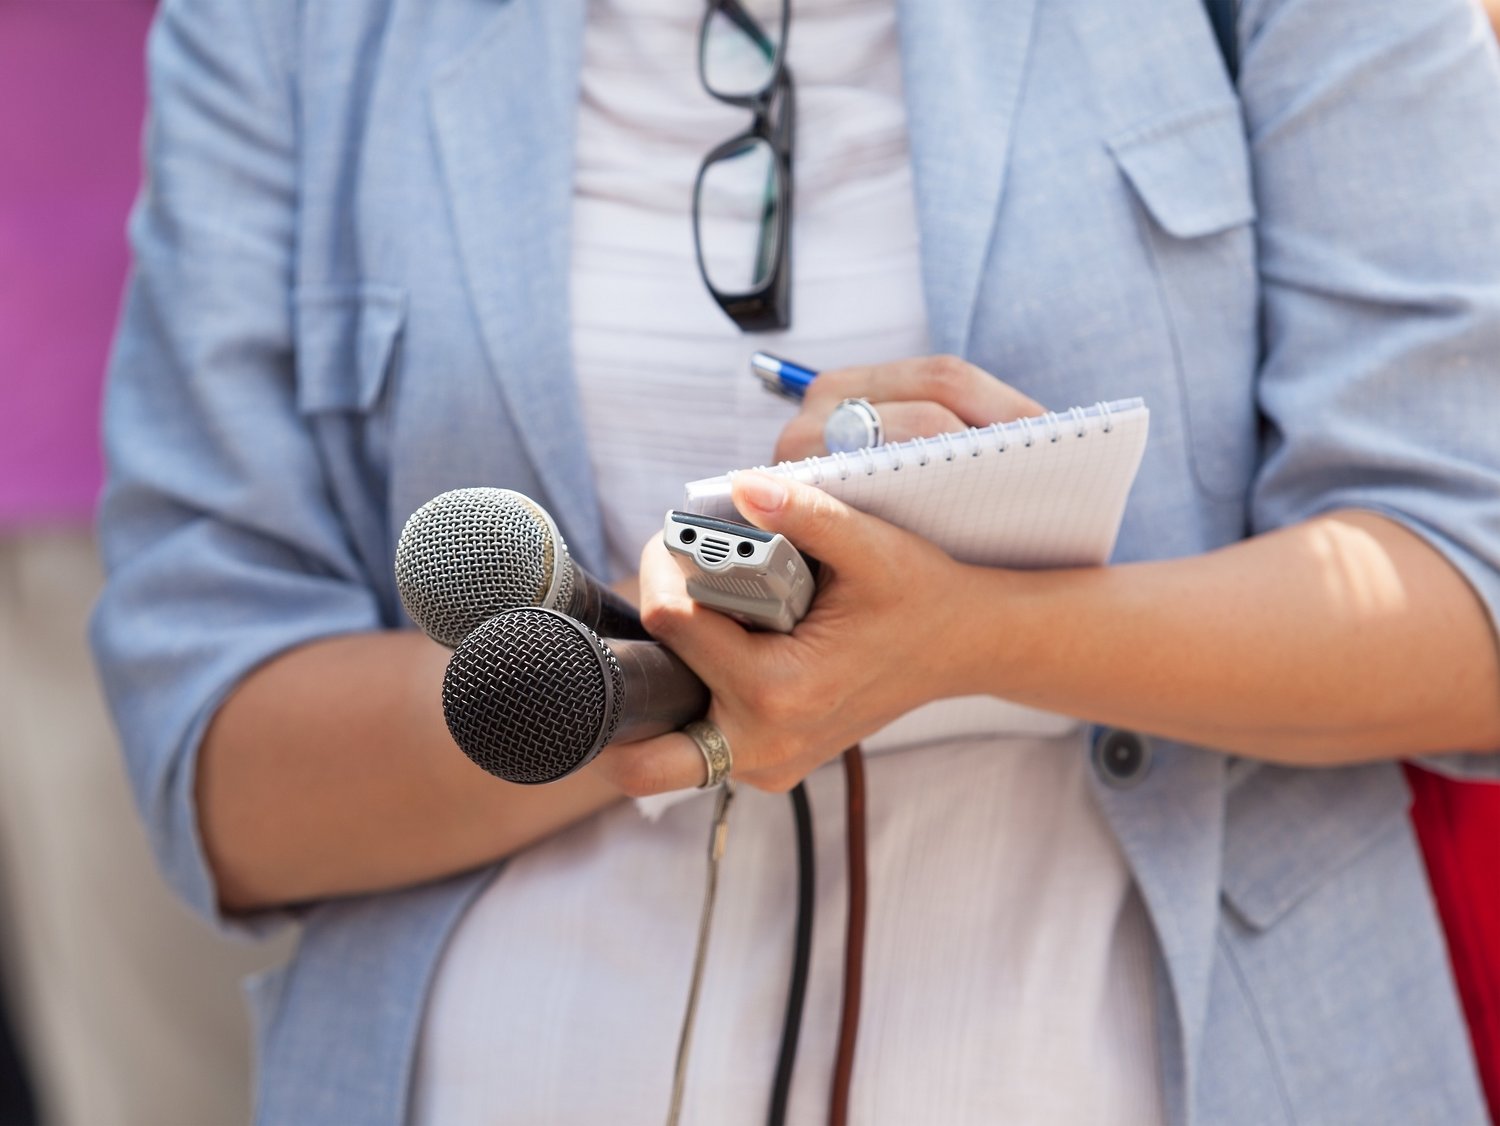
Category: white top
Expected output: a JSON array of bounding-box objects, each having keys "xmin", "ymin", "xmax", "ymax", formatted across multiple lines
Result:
[
  {"xmin": 564, "ymin": 0, "xmax": 932, "ymax": 578},
  {"xmin": 412, "ymin": 1, "xmax": 1163, "ymax": 1122}
]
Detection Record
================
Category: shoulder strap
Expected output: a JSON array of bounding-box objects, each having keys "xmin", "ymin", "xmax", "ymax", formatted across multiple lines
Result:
[{"xmin": 1202, "ymin": 0, "xmax": 1239, "ymax": 82}]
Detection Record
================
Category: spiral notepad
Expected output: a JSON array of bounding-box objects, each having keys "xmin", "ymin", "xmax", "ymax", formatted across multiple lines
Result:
[{"xmin": 683, "ymin": 399, "xmax": 1149, "ymax": 569}]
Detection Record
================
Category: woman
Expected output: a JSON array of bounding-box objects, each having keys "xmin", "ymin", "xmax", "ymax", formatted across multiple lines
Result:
[{"xmin": 94, "ymin": 0, "xmax": 1500, "ymax": 1120}]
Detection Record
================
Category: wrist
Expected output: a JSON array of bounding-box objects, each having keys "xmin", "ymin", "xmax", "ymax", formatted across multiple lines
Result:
[{"xmin": 940, "ymin": 562, "xmax": 1050, "ymax": 700}]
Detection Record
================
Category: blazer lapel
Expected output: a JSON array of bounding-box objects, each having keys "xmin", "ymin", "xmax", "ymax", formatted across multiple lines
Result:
[
  {"xmin": 1094, "ymin": 742, "xmax": 1227, "ymax": 1126},
  {"xmin": 428, "ymin": 0, "xmax": 607, "ymax": 572},
  {"xmin": 895, "ymin": 0, "xmax": 1040, "ymax": 356}
]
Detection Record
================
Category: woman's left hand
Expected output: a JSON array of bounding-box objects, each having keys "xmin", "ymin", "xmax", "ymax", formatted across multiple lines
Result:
[
  {"xmin": 773, "ymin": 353, "xmax": 1045, "ymax": 462},
  {"xmin": 589, "ymin": 472, "xmax": 999, "ymax": 797}
]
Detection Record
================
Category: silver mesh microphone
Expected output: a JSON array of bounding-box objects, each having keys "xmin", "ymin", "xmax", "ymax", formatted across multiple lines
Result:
[
  {"xmin": 395, "ymin": 487, "xmax": 647, "ymax": 647},
  {"xmin": 442, "ymin": 608, "xmax": 710, "ymax": 784}
]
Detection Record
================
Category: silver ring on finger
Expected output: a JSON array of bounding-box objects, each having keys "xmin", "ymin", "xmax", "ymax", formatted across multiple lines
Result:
[
  {"xmin": 685, "ymin": 720, "xmax": 733, "ymax": 789},
  {"xmin": 824, "ymin": 397, "xmax": 885, "ymax": 453}
]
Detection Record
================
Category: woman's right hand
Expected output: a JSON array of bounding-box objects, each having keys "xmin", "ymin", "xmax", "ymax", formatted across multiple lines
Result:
[{"xmin": 591, "ymin": 471, "xmax": 1004, "ymax": 796}]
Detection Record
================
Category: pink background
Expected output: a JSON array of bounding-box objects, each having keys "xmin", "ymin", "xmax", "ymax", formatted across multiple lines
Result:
[{"xmin": 0, "ymin": 0, "xmax": 155, "ymax": 524}]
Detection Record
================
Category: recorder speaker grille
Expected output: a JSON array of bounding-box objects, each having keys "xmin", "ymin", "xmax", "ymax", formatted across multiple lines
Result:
[{"xmin": 699, "ymin": 535, "xmax": 731, "ymax": 564}]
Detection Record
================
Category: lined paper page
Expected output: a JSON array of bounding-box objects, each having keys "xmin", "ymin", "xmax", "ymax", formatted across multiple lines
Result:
[{"xmin": 683, "ymin": 399, "xmax": 1149, "ymax": 568}]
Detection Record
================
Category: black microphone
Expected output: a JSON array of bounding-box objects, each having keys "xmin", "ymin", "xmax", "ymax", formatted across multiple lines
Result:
[
  {"xmin": 395, "ymin": 487, "xmax": 649, "ymax": 648},
  {"xmin": 442, "ymin": 607, "xmax": 710, "ymax": 784}
]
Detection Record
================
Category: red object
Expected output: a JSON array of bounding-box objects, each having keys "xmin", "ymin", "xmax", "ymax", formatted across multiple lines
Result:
[{"xmin": 1405, "ymin": 764, "xmax": 1500, "ymax": 1122}]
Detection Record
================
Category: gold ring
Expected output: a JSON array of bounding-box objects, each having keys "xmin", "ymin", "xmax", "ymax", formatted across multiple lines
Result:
[{"xmin": 684, "ymin": 720, "xmax": 733, "ymax": 789}]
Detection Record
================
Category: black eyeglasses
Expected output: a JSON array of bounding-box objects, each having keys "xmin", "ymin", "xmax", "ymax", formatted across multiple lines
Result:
[{"xmin": 692, "ymin": 0, "xmax": 795, "ymax": 333}]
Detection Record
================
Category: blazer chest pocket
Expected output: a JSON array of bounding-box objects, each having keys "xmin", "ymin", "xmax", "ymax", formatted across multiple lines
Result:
[
  {"xmin": 1108, "ymin": 104, "xmax": 1261, "ymax": 500},
  {"xmin": 293, "ymin": 283, "xmax": 407, "ymax": 605},
  {"xmin": 294, "ymin": 283, "xmax": 406, "ymax": 415},
  {"xmin": 1220, "ymin": 761, "xmax": 1409, "ymax": 930}
]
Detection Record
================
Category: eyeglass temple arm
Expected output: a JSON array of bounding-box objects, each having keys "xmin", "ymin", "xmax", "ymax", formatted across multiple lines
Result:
[
  {"xmin": 769, "ymin": 66, "xmax": 794, "ymax": 158},
  {"xmin": 711, "ymin": 0, "xmax": 780, "ymax": 61},
  {"xmin": 753, "ymin": 69, "xmax": 794, "ymax": 291}
]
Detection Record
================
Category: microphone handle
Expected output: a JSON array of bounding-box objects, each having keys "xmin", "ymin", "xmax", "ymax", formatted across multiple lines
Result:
[
  {"xmin": 567, "ymin": 560, "xmax": 654, "ymax": 641},
  {"xmin": 607, "ymin": 636, "xmax": 711, "ymax": 743}
]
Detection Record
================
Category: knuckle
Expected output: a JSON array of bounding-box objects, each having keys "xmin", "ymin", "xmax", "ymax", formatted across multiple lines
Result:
[
  {"xmin": 807, "ymin": 367, "xmax": 856, "ymax": 404},
  {"xmin": 738, "ymin": 736, "xmax": 809, "ymax": 794},
  {"xmin": 614, "ymin": 774, "xmax": 656, "ymax": 800},
  {"xmin": 773, "ymin": 417, "xmax": 821, "ymax": 462},
  {"xmin": 756, "ymin": 668, "xmax": 829, "ymax": 731},
  {"xmin": 755, "ymin": 767, "xmax": 804, "ymax": 795},
  {"xmin": 638, "ymin": 598, "xmax": 683, "ymax": 641},
  {"xmin": 912, "ymin": 401, "xmax": 958, "ymax": 438},
  {"xmin": 742, "ymin": 679, "xmax": 791, "ymax": 724},
  {"xmin": 804, "ymin": 488, "xmax": 845, "ymax": 536},
  {"xmin": 923, "ymin": 354, "xmax": 971, "ymax": 394},
  {"xmin": 602, "ymin": 753, "xmax": 659, "ymax": 799},
  {"xmin": 1012, "ymin": 389, "xmax": 1046, "ymax": 418}
]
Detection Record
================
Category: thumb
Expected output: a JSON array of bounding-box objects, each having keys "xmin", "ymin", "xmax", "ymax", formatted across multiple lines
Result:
[{"xmin": 731, "ymin": 471, "xmax": 884, "ymax": 569}]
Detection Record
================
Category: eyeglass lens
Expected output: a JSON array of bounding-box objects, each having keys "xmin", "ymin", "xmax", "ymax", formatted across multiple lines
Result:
[
  {"xmin": 698, "ymin": 136, "xmax": 784, "ymax": 294},
  {"xmin": 695, "ymin": 0, "xmax": 792, "ymax": 330},
  {"xmin": 701, "ymin": 0, "xmax": 786, "ymax": 101}
]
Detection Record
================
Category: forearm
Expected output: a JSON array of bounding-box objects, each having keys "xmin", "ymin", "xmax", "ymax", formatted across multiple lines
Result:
[
  {"xmin": 198, "ymin": 631, "xmax": 623, "ymax": 912},
  {"xmin": 968, "ymin": 510, "xmax": 1500, "ymax": 763}
]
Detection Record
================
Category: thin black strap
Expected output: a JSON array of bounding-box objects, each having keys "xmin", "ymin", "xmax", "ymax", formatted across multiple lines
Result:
[
  {"xmin": 767, "ymin": 783, "xmax": 815, "ymax": 1126},
  {"xmin": 828, "ymin": 746, "xmax": 868, "ymax": 1126},
  {"xmin": 1202, "ymin": 0, "xmax": 1239, "ymax": 82}
]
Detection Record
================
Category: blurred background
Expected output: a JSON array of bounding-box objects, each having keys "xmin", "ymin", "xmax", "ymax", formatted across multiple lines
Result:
[
  {"xmin": 1, "ymin": 1, "xmax": 1497, "ymax": 1124},
  {"xmin": 0, "ymin": 3, "xmax": 291, "ymax": 1125}
]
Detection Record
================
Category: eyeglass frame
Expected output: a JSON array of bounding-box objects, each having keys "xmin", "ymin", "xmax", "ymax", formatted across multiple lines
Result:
[{"xmin": 691, "ymin": 0, "xmax": 796, "ymax": 333}]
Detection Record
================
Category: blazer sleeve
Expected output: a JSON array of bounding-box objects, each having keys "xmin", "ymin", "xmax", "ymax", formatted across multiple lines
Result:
[
  {"xmin": 90, "ymin": 0, "xmax": 383, "ymax": 930},
  {"xmin": 1238, "ymin": 0, "xmax": 1500, "ymax": 778}
]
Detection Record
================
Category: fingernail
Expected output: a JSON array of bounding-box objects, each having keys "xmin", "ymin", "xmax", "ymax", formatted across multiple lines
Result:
[{"xmin": 736, "ymin": 472, "xmax": 787, "ymax": 514}]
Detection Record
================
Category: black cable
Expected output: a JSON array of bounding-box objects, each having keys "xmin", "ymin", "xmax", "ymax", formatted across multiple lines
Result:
[
  {"xmin": 830, "ymin": 748, "xmax": 868, "ymax": 1126},
  {"xmin": 768, "ymin": 781, "xmax": 815, "ymax": 1126},
  {"xmin": 0, "ymin": 977, "xmax": 36, "ymax": 1126}
]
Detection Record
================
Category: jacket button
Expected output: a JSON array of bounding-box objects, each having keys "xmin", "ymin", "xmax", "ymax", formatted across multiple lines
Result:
[{"xmin": 1093, "ymin": 728, "xmax": 1152, "ymax": 789}]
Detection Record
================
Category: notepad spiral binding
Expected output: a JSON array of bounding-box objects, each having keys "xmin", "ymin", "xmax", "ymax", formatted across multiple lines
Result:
[
  {"xmin": 684, "ymin": 396, "xmax": 1149, "ymax": 571},
  {"xmin": 742, "ymin": 398, "xmax": 1141, "ymax": 486}
]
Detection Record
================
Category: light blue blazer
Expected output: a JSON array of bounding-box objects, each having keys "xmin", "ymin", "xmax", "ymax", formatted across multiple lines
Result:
[{"xmin": 94, "ymin": 0, "xmax": 1500, "ymax": 1121}]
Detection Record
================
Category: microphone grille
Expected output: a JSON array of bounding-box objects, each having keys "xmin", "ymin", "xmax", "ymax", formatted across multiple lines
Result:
[
  {"xmin": 442, "ymin": 608, "xmax": 626, "ymax": 785},
  {"xmin": 395, "ymin": 488, "xmax": 567, "ymax": 648}
]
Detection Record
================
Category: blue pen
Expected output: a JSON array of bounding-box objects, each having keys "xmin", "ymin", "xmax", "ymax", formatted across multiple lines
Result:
[{"xmin": 749, "ymin": 351, "xmax": 819, "ymax": 402}]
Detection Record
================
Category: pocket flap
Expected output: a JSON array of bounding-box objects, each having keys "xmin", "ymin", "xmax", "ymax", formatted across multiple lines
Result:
[
  {"xmin": 1221, "ymin": 762, "xmax": 1410, "ymax": 930},
  {"xmin": 1108, "ymin": 104, "xmax": 1256, "ymax": 238},
  {"xmin": 293, "ymin": 283, "xmax": 407, "ymax": 413}
]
